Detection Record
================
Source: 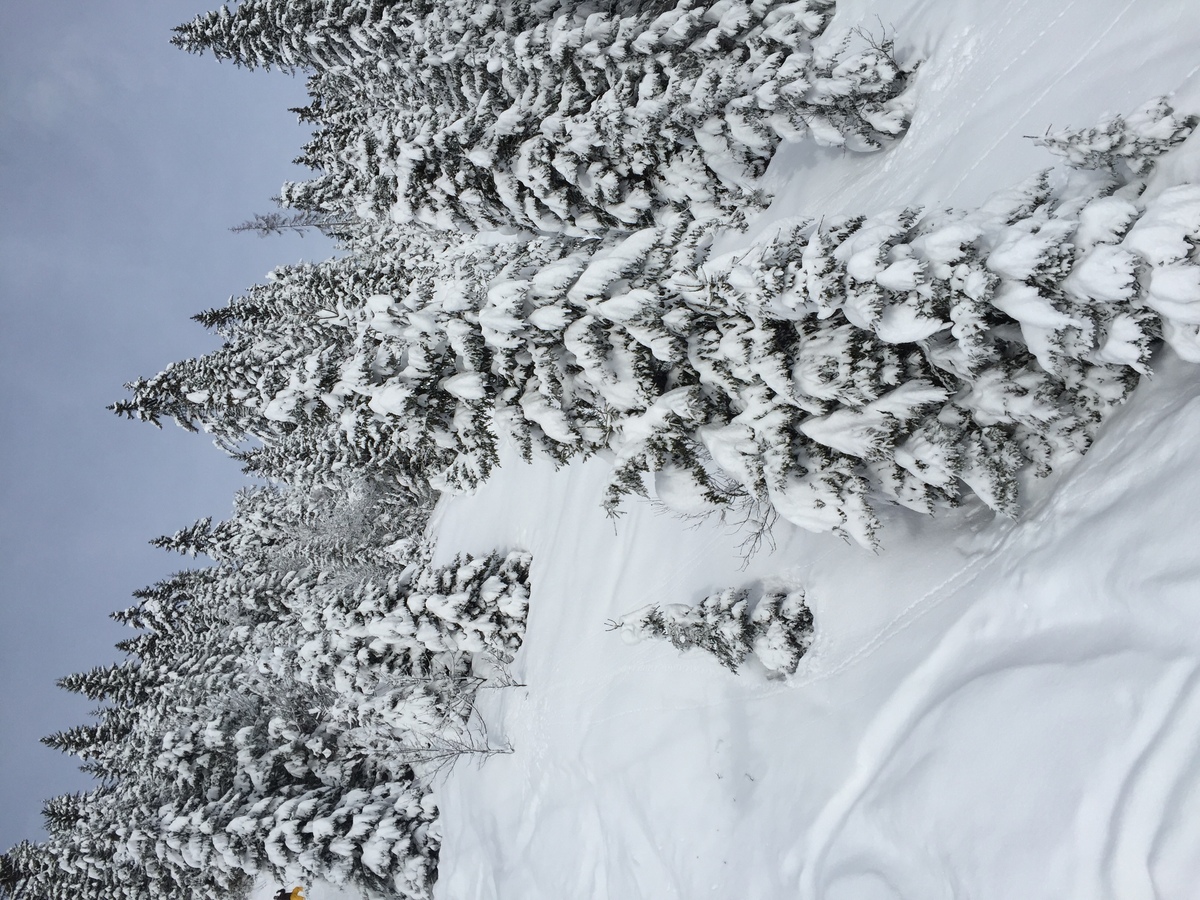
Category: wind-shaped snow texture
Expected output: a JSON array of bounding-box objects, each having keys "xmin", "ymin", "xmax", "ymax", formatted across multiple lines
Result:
[{"xmin": 421, "ymin": 1, "xmax": 1200, "ymax": 899}]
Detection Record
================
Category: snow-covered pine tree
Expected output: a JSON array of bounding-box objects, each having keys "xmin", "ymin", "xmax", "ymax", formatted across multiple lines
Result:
[
  {"xmin": 112, "ymin": 248, "xmax": 487, "ymax": 490},
  {"xmin": 23, "ymin": 431, "xmax": 531, "ymax": 900},
  {"xmin": 750, "ymin": 588, "xmax": 814, "ymax": 675},
  {"xmin": 617, "ymin": 588, "xmax": 755, "ymax": 671},
  {"xmin": 56, "ymin": 662, "xmax": 151, "ymax": 714},
  {"xmin": 472, "ymin": 99, "xmax": 1198, "ymax": 545},
  {"xmin": 119, "ymin": 90, "xmax": 1200, "ymax": 548},
  {"xmin": 666, "ymin": 109, "xmax": 1199, "ymax": 541},
  {"xmin": 1035, "ymin": 94, "xmax": 1197, "ymax": 179},
  {"xmin": 613, "ymin": 584, "xmax": 814, "ymax": 675},
  {"xmin": 177, "ymin": 0, "xmax": 914, "ymax": 234},
  {"xmin": 0, "ymin": 820, "xmax": 231, "ymax": 900},
  {"xmin": 170, "ymin": 0, "xmax": 406, "ymax": 72}
]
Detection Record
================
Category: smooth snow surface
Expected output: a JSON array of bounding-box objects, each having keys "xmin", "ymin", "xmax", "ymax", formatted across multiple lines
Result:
[{"xmin": 427, "ymin": 1, "xmax": 1200, "ymax": 898}]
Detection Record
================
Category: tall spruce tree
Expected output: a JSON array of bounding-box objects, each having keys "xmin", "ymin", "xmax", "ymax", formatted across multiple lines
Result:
[{"xmin": 176, "ymin": 0, "xmax": 913, "ymax": 234}]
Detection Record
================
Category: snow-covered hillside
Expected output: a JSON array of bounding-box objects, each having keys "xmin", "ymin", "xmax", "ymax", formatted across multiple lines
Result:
[{"xmin": 427, "ymin": 1, "xmax": 1200, "ymax": 897}]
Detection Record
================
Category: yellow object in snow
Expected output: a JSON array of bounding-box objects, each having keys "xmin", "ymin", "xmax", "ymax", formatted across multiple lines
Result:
[{"xmin": 289, "ymin": 890, "xmax": 305, "ymax": 900}]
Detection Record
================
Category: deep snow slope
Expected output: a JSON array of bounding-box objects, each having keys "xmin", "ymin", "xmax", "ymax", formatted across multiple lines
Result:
[{"xmin": 430, "ymin": 1, "xmax": 1200, "ymax": 898}]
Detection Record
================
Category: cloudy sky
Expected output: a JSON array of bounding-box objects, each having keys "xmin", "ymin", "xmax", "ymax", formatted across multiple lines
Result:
[{"xmin": 0, "ymin": 1, "xmax": 332, "ymax": 850}]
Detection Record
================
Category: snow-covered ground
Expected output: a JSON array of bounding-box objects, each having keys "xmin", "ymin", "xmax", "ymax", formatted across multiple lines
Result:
[
  {"xmin": 432, "ymin": 360, "xmax": 1200, "ymax": 899},
  {"xmin": 416, "ymin": 1, "xmax": 1200, "ymax": 898}
]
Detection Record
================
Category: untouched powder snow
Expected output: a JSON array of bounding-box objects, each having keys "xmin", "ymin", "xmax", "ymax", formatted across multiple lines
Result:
[{"xmin": 424, "ymin": 1, "xmax": 1200, "ymax": 898}]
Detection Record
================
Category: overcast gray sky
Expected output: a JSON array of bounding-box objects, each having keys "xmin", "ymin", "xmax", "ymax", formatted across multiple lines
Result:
[{"xmin": 1, "ymin": 1, "xmax": 332, "ymax": 850}]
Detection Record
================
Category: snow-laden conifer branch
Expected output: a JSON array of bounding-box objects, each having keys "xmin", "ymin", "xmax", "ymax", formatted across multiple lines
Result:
[
  {"xmin": 230, "ymin": 209, "xmax": 357, "ymax": 239},
  {"xmin": 1034, "ymin": 95, "xmax": 1197, "ymax": 179}
]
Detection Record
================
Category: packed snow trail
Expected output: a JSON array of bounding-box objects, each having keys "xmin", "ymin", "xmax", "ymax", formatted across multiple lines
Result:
[{"xmin": 425, "ymin": 0, "xmax": 1200, "ymax": 897}]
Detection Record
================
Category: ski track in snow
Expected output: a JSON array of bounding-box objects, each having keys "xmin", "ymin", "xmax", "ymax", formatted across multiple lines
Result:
[
  {"xmin": 810, "ymin": 353, "xmax": 1200, "ymax": 683},
  {"xmin": 1087, "ymin": 662, "xmax": 1199, "ymax": 900},
  {"xmin": 797, "ymin": 359, "xmax": 1200, "ymax": 899},
  {"xmin": 938, "ymin": 0, "xmax": 1069, "ymax": 198},
  {"xmin": 796, "ymin": 638, "xmax": 1198, "ymax": 900},
  {"xmin": 927, "ymin": 0, "xmax": 1046, "ymax": 196},
  {"xmin": 944, "ymin": 0, "xmax": 1141, "ymax": 204}
]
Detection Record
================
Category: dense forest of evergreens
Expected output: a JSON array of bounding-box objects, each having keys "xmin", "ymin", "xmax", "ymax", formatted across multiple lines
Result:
[{"xmin": 4, "ymin": 2, "xmax": 1199, "ymax": 898}]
